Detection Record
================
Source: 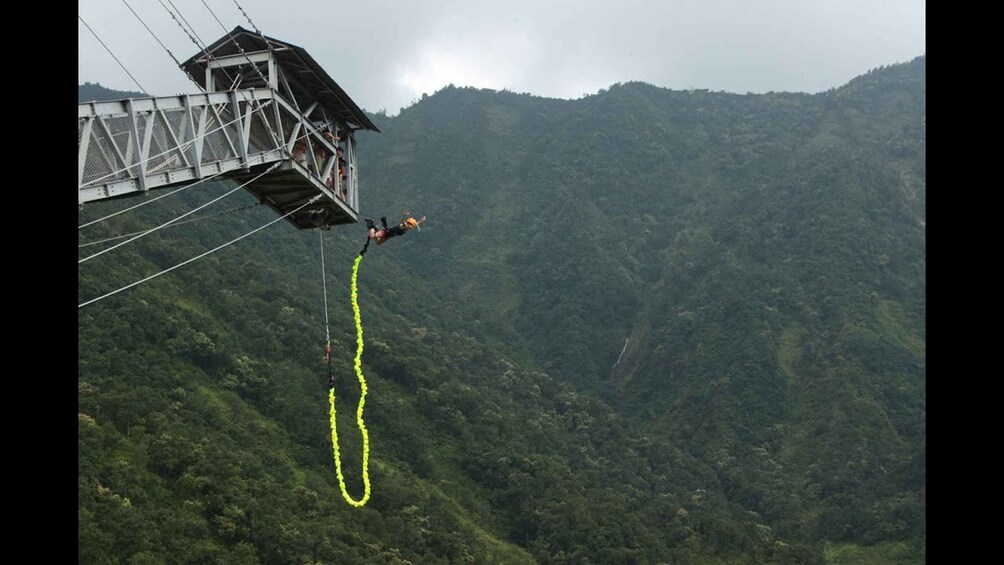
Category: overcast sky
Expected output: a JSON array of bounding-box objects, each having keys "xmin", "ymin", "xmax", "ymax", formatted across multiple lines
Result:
[{"xmin": 79, "ymin": 0, "xmax": 925, "ymax": 115}]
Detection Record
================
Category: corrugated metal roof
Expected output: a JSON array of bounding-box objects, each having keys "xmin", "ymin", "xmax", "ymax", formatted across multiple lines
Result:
[{"xmin": 181, "ymin": 26, "xmax": 380, "ymax": 133}]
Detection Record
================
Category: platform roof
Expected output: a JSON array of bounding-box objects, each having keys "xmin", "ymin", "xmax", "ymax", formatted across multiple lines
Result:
[{"xmin": 181, "ymin": 26, "xmax": 380, "ymax": 133}]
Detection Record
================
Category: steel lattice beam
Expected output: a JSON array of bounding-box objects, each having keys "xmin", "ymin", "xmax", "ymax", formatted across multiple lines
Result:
[{"xmin": 78, "ymin": 87, "xmax": 360, "ymax": 229}]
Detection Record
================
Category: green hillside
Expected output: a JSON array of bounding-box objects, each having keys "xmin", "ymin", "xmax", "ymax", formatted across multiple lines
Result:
[{"xmin": 78, "ymin": 57, "xmax": 924, "ymax": 564}]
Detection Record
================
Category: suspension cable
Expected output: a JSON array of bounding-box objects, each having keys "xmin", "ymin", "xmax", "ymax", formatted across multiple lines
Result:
[
  {"xmin": 231, "ymin": 0, "xmax": 284, "ymax": 109},
  {"xmin": 166, "ymin": 0, "xmax": 212, "ymax": 53},
  {"xmin": 79, "ymin": 202, "xmax": 261, "ymax": 249},
  {"xmin": 79, "ymin": 169, "xmax": 228, "ymax": 230},
  {"xmin": 199, "ymin": 2, "xmax": 283, "ymax": 150},
  {"xmin": 79, "ymin": 15, "xmax": 147, "ymax": 94},
  {"xmin": 121, "ymin": 0, "xmax": 199, "ymax": 86},
  {"xmin": 223, "ymin": 0, "xmax": 330, "ymax": 169},
  {"xmin": 232, "ymin": 0, "xmax": 263, "ymax": 34},
  {"xmin": 159, "ymin": 0, "xmax": 239, "ymax": 91},
  {"xmin": 202, "ymin": 0, "xmax": 272, "ymax": 87},
  {"xmin": 80, "ymin": 162, "xmax": 279, "ymax": 264},
  {"xmin": 79, "ymin": 194, "xmax": 321, "ymax": 309},
  {"xmin": 182, "ymin": 0, "xmax": 332, "ymax": 172}
]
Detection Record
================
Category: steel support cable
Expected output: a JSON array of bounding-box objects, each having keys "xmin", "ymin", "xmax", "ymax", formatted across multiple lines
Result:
[
  {"xmin": 121, "ymin": 0, "xmax": 197, "ymax": 85},
  {"xmin": 79, "ymin": 202, "xmax": 261, "ymax": 248},
  {"xmin": 78, "ymin": 169, "xmax": 228, "ymax": 230},
  {"xmin": 231, "ymin": 0, "xmax": 284, "ymax": 103},
  {"xmin": 202, "ymin": 0, "xmax": 271, "ymax": 88},
  {"xmin": 159, "ymin": 0, "xmax": 241, "ymax": 93},
  {"xmin": 79, "ymin": 162, "xmax": 279, "ymax": 264},
  {"xmin": 78, "ymin": 194, "xmax": 321, "ymax": 308},
  {"xmin": 166, "ymin": 0, "xmax": 213, "ymax": 55},
  {"xmin": 202, "ymin": 1, "xmax": 329, "ymax": 169},
  {"xmin": 204, "ymin": 2, "xmax": 330, "ymax": 172},
  {"xmin": 232, "ymin": 0, "xmax": 263, "ymax": 34},
  {"xmin": 199, "ymin": 0, "xmax": 285, "ymax": 150},
  {"xmin": 79, "ymin": 15, "xmax": 147, "ymax": 94}
]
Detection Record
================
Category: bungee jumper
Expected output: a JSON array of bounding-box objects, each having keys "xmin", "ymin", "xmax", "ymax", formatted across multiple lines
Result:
[
  {"xmin": 365, "ymin": 211, "xmax": 426, "ymax": 246},
  {"xmin": 357, "ymin": 211, "xmax": 425, "ymax": 255}
]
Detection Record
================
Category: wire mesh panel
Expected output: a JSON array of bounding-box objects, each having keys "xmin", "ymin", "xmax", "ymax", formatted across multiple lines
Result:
[
  {"xmin": 80, "ymin": 116, "xmax": 137, "ymax": 186},
  {"xmin": 278, "ymin": 106, "xmax": 298, "ymax": 146},
  {"xmin": 247, "ymin": 106, "xmax": 277, "ymax": 153},
  {"xmin": 200, "ymin": 105, "xmax": 237, "ymax": 164},
  {"xmin": 147, "ymin": 108, "xmax": 194, "ymax": 174},
  {"xmin": 145, "ymin": 113, "xmax": 176, "ymax": 175}
]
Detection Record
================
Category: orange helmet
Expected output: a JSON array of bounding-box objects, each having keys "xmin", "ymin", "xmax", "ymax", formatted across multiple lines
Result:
[{"xmin": 404, "ymin": 217, "xmax": 419, "ymax": 229}]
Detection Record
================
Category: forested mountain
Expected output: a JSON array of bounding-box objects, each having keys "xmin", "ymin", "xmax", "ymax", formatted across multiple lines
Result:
[
  {"xmin": 78, "ymin": 57, "xmax": 924, "ymax": 564},
  {"xmin": 79, "ymin": 82, "xmax": 146, "ymax": 102}
]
